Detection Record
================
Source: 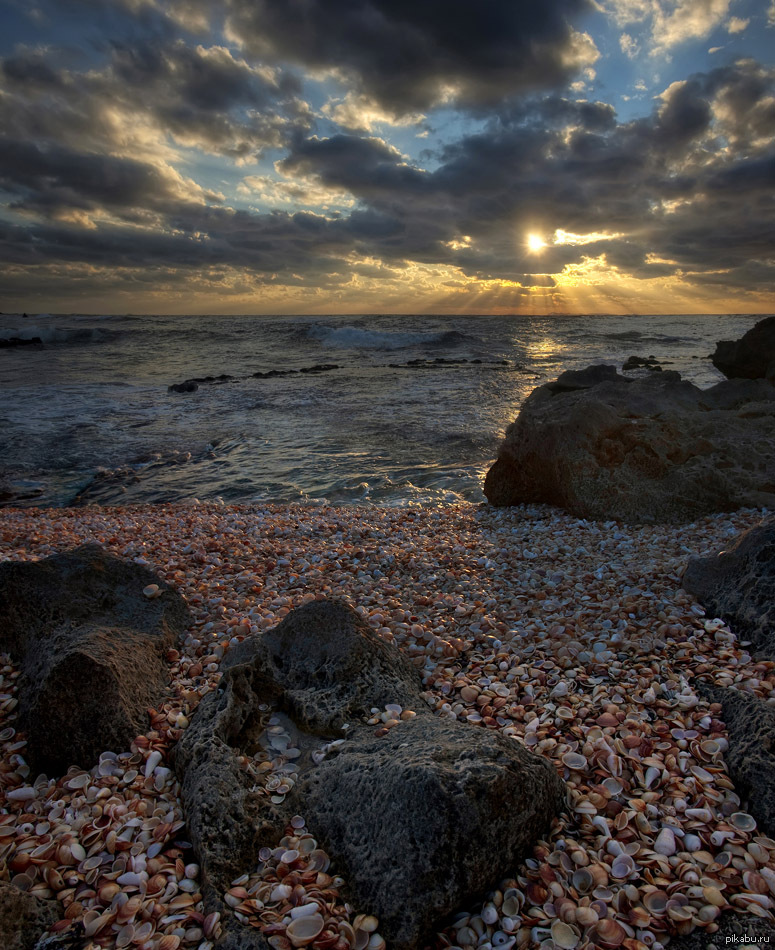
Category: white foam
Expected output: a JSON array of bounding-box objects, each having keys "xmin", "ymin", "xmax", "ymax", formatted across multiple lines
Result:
[{"xmin": 308, "ymin": 324, "xmax": 450, "ymax": 350}]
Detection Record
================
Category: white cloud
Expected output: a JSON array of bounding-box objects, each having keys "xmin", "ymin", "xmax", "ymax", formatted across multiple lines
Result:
[
  {"xmin": 651, "ymin": 0, "xmax": 732, "ymax": 52},
  {"xmin": 321, "ymin": 92, "xmax": 425, "ymax": 132},
  {"xmin": 726, "ymin": 16, "xmax": 749, "ymax": 32},
  {"xmin": 768, "ymin": 1, "xmax": 775, "ymax": 26},
  {"xmin": 620, "ymin": 32, "xmax": 641, "ymax": 57},
  {"xmin": 601, "ymin": 0, "xmax": 737, "ymax": 53}
]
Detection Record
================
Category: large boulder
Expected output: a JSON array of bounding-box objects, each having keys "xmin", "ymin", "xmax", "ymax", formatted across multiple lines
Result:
[
  {"xmin": 682, "ymin": 516, "xmax": 775, "ymax": 657},
  {"xmin": 174, "ymin": 599, "xmax": 566, "ymax": 950},
  {"xmin": 484, "ymin": 367, "xmax": 775, "ymax": 523},
  {"xmin": 712, "ymin": 316, "xmax": 775, "ymax": 380},
  {"xmin": 0, "ymin": 544, "xmax": 190, "ymax": 775},
  {"xmin": 0, "ymin": 882, "xmax": 59, "ymax": 950},
  {"xmin": 697, "ymin": 684, "xmax": 775, "ymax": 837}
]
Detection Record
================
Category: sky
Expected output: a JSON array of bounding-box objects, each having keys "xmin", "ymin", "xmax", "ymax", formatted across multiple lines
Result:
[{"xmin": 0, "ymin": 0, "xmax": 773, "ymax": 315}]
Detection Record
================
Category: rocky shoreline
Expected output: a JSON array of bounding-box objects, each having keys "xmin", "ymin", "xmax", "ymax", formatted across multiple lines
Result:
[
  {"xmin": 2, "ymin": 317, "xmax": 775, "ymax": 950},
  {"xmin": 1, "ymin": 500, "xmax": 775, "ymax": 950}
]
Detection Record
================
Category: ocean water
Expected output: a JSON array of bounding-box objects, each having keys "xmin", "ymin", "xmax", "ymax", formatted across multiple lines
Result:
[{"xmin": 0, "ymin": 312, "xmax": 762, "ymax": 509}]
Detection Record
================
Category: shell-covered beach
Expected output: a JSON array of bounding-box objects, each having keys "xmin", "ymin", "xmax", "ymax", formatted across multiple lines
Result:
[{"xmin": 1, "ymin": 500, "xmax": 773, "ymax": 949}]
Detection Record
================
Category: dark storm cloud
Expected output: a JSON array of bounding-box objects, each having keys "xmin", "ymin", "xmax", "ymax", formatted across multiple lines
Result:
[
  {"xmin": 225, "ymin": 0, "xmax": 595, "ymax": 111},
  {"xmin": 0, "ymin": 38, "xmax": 311, "ymax": 162},
  {"xmin": 269, "ymin": 61, "xmax": 775, "ymax": 287},
  {"xmin": 0, "ymin": 138, "xmax": 221, "ymax": 219}
]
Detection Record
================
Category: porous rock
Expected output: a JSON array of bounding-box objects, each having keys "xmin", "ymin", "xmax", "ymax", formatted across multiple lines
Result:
[
  {"xmin": 0, "ymin": 544, "xmax": 190, "ymax": 774},
  {"xmin": 666, "ymin": 912, "xmax": 775, "ymax": 950},
  {"xmin": 697, "ymin": 684, "xmax": 775, "ymax": 837},
  {"xmin": 712, "ymin": 315, "xmax": 775, "ymax": 380},
  {"xmin": 484, "ymin": 366, "xmax": 775, "ymax": 523},
  {"xmin": 682, "ymin": 516, "xmax": 775, "ymax": 657},
  {"xmin": 174, "ymin": 599, "xmax": 565, "ymax": 950},
  {"xmin": 0, "ymin": 881, "xmax": 59, "ymax": 950},
  {"xmin": 298, "ymin": 714, "xmax": 566, "ymax": 948}
]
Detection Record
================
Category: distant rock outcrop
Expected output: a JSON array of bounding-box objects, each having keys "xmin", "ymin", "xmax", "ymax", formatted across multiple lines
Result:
[
  {"xmin": 0, "ymin": 336, "xmax": 44, "ymax": 349},
  {"xmin": 0, "ymin": 545, "xmax": 190, "ymax": 774},
  {"xmin": 174, "ymin": 599, "xmax": 566, "ymax": 950},
  {"xmin": 712, "ymin": 315, "xmax": 775, "ymax": 380},
  {"xmin": 622, "ymin": 354, "xmax": 663, "ymax": 371},
  {"xmin": 682, "ymin": 516, "xmax": 775, "ymax": 657},
  {"xmin": 484, "ymin": 366, "xmax": 775, "ymax": 523}
]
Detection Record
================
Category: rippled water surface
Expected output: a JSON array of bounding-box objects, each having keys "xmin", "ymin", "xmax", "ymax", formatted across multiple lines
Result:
[{"xmin": 0, "ymin": 312, "xmax": 761, "ymax": 507}]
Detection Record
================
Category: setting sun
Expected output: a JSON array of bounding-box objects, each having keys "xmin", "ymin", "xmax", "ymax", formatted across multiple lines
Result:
[{"xmin": 527, "ymin": 233, "xmax": 547, "ymax": 252}]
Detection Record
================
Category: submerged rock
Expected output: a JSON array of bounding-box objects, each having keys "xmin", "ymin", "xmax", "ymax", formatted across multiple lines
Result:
[
  {"xmin": 0, "ymin": 544, "xmax": 190, "ymax": 774},
  {"xmin": 484, "ymin": 366, "xmax": 775, "ymax": 523},
  {"xmin": 0, "ymin": 881, "xmax": 59, "ymax": 949},
  {"xmin": 622, "ymin": 354, "xmax": 663, "ymax": 371},
  {"xmin": 712, "ymin": 315, "xmax": 775, "ymax": 380},
  {"xmin": 682, "ymin": 515, "xmax": 775, "ymax": 657},
  {"xmin": 174, "ymin": 599, "xmax": 565, "ymax": 950}
]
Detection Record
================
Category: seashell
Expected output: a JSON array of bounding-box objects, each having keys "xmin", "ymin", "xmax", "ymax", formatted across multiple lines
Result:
[
  {"xmin": 683, "ymin": 834, "xmax": 702, "ymax": 852},
  {"xmin": 730, "ymin": 812, "xmax": 757, "ymax": 832},
  {"xmin": 143, "ymin": 584, "xmax": 161, "ymax": 598},
  {"xmin": 353, "ymin": 915, "xmax": 379, "ymax": 933},
  {"xmin": 592, "ymin": 918, "xmax": 626, "ymax": 948},
  {"xmin": 690, "ymin": 765, "xmax": 714, "ymax": 784},
  {"xmin": 685, "ymin": 807, "xmax": 712, "ymax": 822},
  {"xmin": 367, "ymin": 936, "xmax": 386, "ymax": 950},
  {"xmin": 611, "ymin": 854, "xmax": 636, "ymax": 879},
  {"xmin": 602, "ymin": 777, "xmax": 623, "ymax": 796},
  {"xmin": 653, "ymin": 828, "xmax": 676, "ymax": 856},
  {"xmin": 115, "ymin": 924, "xmax": 135, "ymax": 949},
  {"xmin": 481, "ymin": 903, "xmax": 499, "ymax": 925},
  {"xmin": 562, "ymin": 752, "xmax": 588, "ymax": 771},
  {"xmin": 502, "ymin": 895, "xmax": 522, "ymax": 917},
  {"xmin": 492, "ymin": 932, "xmax": 516, "ymax": 948},
  {"xmin": 158, "ymin": 937, "xmax": 181, "ymax": 950},
  {"xmin": 551, "ymin": 920, "xmax": 580, "ymax": 949},
  {"xmin": 643, "ymin": 890, "xmax": 668, "ymax": 914},
  {"xmin": 572, "ymin": 868, "xmax": 594, "ymax": 894},
  {"xmin": 575, "ymin": 906, "xmax": 599, "ymax": 927},
  {"xmin": 698, "ymin": 904, "xmax": 721, "ymax": 922},
  {"xmin": 286, "ymin": 913, "xmax": 324, "ymax": 947}
]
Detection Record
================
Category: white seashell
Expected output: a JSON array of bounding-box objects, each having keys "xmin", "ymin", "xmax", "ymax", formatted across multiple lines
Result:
[
  {"xmin": 144, "ymin": 750, "xmax": 162, "ymax": 778},
  {"xmin": 286, "ymin": 913, "xmax": 324, "ymax": 947},
  {"xmin": 611, "ymin": 854, "xmax": 635, "ymax": 879},
  {"xmin": 654, "ymin": 828, "xmax": 676, "ymax": 856},
  {"xmin": 551, "ymin": 920, "xmax": 580, "ymax": 949},
  {"xmin": 6, "ymin": 787, "xmax": 36, "ymax": 801},
  {"xmin": 481, "ymin": 903, "xmax": 498, "ymax": 925}
]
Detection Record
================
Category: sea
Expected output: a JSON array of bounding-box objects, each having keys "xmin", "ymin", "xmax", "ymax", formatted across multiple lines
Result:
[{"xmin": 0, "ymin": 312, "xmax": 763, "ymax": 510}]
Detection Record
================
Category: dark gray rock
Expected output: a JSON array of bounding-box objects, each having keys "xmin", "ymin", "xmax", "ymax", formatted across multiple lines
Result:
[
  {"xmin": 712, "ymin": 316, "xmax": 775, "ymax": 380},
  {"xmin": 697, "ymin": 685, "xmax": 775, "ymax": 836},
  {"xmin": 0, "ymin": 544, "xmax": 190, "ymax": 775},
  {"xmin": 0, "ymin": 882, "xmax": 59, "ymax": 950},
  {"xmin": 174, "ymin": 599, "xmax": 566, "ymax": 950},
  {"xmin": 298, "ymin": 714, "xmax": 565, "ymax": 948},
  {"xmin": 622, "ymin": 354, "xmax": 663, "ymax": 371},
  {"xmin": 666, "ymin": 913, "xmax": 775, "ymax": 950},
  {"xmin": 682, "ymin": 516, "xmax": 775, "ymax": 657},
  {"xmin": 168, "ymin": 380, "xmax": 199, "ymax": 393},
  {"xmin": 484, "ymin": 366, "xmax": 775, "ymax": 523},
  {"xmin": 221, "ymin": 598, "xmax": 426, "ymax": 733}
]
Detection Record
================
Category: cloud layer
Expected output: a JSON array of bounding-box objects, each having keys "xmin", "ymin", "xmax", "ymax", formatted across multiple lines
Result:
[{"xmin": 0, "ymin": 0, "xmax": 773, "ymax": 312}]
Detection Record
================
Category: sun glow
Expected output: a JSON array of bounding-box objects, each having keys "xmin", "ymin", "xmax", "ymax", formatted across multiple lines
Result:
[{"xmin": 527, "ymin": 233, "xmax": 547, "ymax": 252}]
